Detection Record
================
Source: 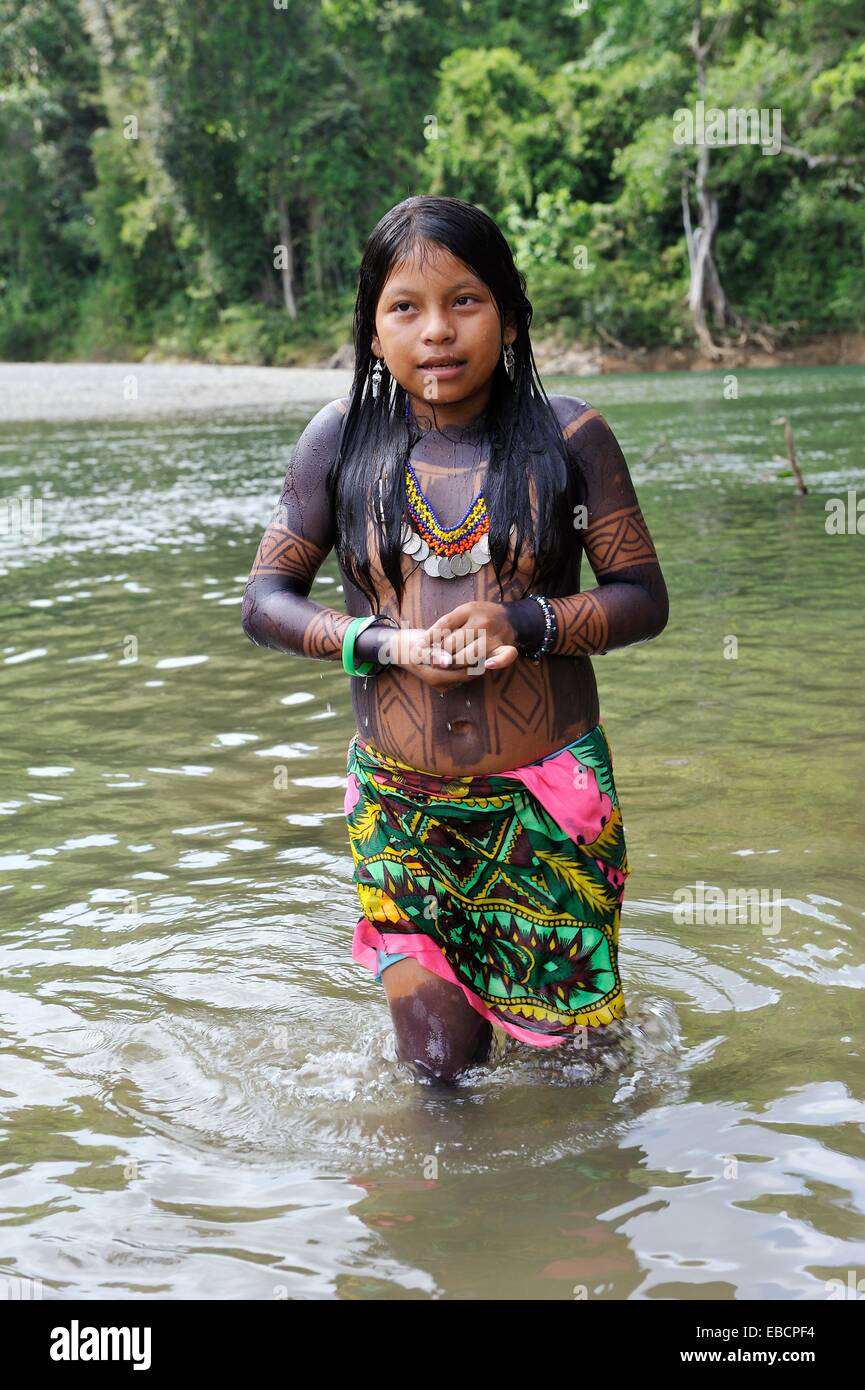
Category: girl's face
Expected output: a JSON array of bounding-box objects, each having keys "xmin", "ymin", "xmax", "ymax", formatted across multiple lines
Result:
[{"xmin": 371, "ymin": 242, "xmax": 516, "ymax": 427}]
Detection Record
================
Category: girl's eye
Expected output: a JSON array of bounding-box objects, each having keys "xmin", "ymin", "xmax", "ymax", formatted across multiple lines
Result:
[{"xmin": 391, "ymin": 295, "xmax": 477, "ymax": 311}]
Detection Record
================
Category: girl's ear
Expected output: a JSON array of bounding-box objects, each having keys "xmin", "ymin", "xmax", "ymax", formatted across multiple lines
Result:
[
  {"xmin": 371, "ymin": 332, "xmax": 382, "ymax": 357},
  {"xmin": 503, "ymin": 312, "xmax": 517, "ymax": 345}
]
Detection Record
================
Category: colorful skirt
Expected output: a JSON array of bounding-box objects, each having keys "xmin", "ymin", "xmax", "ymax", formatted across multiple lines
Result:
[{"xmin": 345, "ymin": 724, "xmax": 631, "ymax": 1048}]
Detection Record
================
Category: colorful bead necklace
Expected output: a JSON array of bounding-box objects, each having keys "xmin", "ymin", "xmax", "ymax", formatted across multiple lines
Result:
[{"xmin": 397, "ymin": 397, "xmax": 513, "ymax": 579}]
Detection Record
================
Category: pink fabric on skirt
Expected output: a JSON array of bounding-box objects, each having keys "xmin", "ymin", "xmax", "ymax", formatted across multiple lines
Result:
[{"xmin": 347, "ymin": 728, "xmax": 627, "ymax": 1049}]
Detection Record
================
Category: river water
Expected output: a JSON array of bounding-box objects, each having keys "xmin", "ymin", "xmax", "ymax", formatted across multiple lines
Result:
[{"xmin": 1, "ymin": 364, "xmax": 863, "ymax": 1300}]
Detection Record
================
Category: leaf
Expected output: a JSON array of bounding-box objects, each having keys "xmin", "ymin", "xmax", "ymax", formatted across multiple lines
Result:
[
  {"xmin": 572, "ymin": 727, "xmax": 619, "ymax": 805},
  {"xmin": 348, "ymin": 799, "xmax": 381, "ymax": 847},
  {"xmin": 535, "ymin": 847, "xmax": 620, "ymax": 920},
  {"xmin": 582, "ymin": 805, "xmax": 627, "ymax": 871}
]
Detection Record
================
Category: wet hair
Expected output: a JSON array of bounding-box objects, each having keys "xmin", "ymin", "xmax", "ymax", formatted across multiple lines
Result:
[{"xmin": 326, "ymin": 194, "xmax": 583, "ymax": 611}]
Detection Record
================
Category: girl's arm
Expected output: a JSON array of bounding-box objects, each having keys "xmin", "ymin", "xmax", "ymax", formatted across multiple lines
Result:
[
  {"xmin": 507, "ymin": 400, "xmax": 669, "ymax": 657},
  {"xmin": 242, "ymin": 398, "xmax": 374, "ymax": 662}
]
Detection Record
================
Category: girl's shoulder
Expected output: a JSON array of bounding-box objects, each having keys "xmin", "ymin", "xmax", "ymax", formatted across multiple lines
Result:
[
  {"xmin": 307, "ymin": 395, "xmax": 351, "ymax": 425},
  {"xmin": 319, "ymin": 394, "xmax": 351, "ymax": 435},
  {"xmin": 300, "ymin": 395, "xmax": 351, "ymax": 423},
  {"xmin": 291, "ymin": 396, "xmax": 352, "ymax": 454},
  {"xmin": 545, "ymin": 393, "xmax": 614, "ymax": 454},
  {"xmin": 546, "ymin": 393, "xmax": 595, "ymax": 429}
]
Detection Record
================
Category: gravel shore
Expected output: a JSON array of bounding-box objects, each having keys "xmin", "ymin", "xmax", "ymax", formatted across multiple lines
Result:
[
  {"xmin": 0, "ymin": 362, "xmax": 354, "ymax": 424},
  {"xmin": 3, "ymin": 335, "xmax": 861, "ymax": 424}
]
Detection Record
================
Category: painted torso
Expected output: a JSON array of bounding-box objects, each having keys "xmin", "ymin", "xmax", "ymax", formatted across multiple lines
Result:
[{"xmin": 337, "ymin": 403, "xmax": 600, "ymax": 775}]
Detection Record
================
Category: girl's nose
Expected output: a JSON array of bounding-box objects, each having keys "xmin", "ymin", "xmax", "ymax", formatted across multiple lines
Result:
[{"xmin": 422, "ymin": 314, "xmax": 454, "ymax": 341}]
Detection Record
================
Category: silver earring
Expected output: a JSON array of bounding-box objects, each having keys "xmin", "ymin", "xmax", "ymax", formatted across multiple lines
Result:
[
  {"xmin": 371, "ymin": 356, "xmax": 384, "ymax": 400},
  {"xmin": 503, "ymin": 343, "xmax": 515, "ymax": 381}
]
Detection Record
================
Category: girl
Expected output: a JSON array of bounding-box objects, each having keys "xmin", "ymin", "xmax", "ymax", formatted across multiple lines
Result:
[{"xmin": 242, "ymin": 195, "xmax": 669, "ymax": 1085}]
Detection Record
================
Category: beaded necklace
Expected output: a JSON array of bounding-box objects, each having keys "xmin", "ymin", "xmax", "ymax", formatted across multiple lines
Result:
[{"xmin": 396, "ymin": 397, "xmax": 514, "ymax": 580}]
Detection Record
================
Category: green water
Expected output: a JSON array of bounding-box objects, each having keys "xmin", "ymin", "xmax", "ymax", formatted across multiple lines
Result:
[{"xmin": 1, "ymin": 365, "xmax": 863, "ymax": 1300}]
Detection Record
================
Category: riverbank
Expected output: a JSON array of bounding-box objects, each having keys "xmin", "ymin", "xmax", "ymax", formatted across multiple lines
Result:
[
  {"xmin": 0, "ymin": 335, "xmax": 862, "ymax": 423},
  {"xmin": 165, "ymin": 329, "xmax": 865, "ymax": 375},
  {"xmin": 531, "ymin": 331, "xmax": 865, "ymax": 376},
  {"xmin": 0, "ymin": 363, "xmax": 354, "ymax": 424}
]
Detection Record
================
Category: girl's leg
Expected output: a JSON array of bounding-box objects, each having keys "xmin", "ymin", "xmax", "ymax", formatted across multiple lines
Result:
[{"xmin": 380, "ymin": 956, "xmax": 493, "ymax": 1084}]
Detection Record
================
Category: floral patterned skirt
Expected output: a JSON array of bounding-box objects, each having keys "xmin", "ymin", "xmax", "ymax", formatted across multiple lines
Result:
[{"xmin": 345, "ymin": 723, "xmax": 631, "ymax": 1048}]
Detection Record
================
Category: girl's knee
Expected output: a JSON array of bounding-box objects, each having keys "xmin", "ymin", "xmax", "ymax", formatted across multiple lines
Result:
[{"xmin": 388, "ymin": 978, "xmax": 491, "ymax": 1082}]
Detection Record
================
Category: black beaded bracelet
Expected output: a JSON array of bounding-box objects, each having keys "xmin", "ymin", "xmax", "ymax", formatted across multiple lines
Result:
[{"xmin": 524, "ymin": 594, "xmax": 557, "ymax": 662}]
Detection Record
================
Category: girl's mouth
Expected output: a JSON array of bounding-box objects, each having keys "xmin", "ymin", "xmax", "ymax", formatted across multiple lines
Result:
[{"xmin": 417, "ymin": 361, "xmax": 467, "ymax": 380}]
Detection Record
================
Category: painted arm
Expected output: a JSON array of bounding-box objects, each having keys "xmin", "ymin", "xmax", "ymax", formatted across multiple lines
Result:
[
  {"xmin": 241, "ymin": 398, "xmax": 382, "ymax": 663},
  {"xmin": 506, "ymin": 400, "xmax": 669, "ymax": 656}
]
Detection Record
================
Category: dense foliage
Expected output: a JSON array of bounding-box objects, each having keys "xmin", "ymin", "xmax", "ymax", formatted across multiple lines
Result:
[{"xmin": 1, "ymin": 0, "xmax": 862, "ymax": 361}]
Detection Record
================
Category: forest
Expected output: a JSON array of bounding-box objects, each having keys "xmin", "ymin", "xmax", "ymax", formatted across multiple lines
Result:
[{"xmin": 1, "ymin": 0, "xmax": 862, "ymax": 363}]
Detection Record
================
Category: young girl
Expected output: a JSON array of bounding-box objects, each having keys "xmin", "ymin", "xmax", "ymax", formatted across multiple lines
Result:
[{"xmin": 242, "ymin": 195, "xmax": 669, "ymax": 1085}]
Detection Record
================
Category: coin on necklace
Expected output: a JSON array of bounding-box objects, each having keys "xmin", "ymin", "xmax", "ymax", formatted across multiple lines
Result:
[
  {"xmin": 423, "ymin": 554, "xmax": 441, "ymax": 577},
  {"xmin": 470, "ymin": 537, "xmax": 489, "ymax": 563},
  {"xmin": 438, "ymin": 555, "xmax": 454, "ymax": 579},
  {"xmin": 450, "ymin": 552, "xmax": 471, "ymax": 576}
]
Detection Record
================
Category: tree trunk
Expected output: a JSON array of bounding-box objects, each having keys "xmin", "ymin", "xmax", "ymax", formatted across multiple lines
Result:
[
  {"xmin": 688, "ymin": 141, "xmax": 722, "ymax": 357},
  {"xmin": 681, "ymin": 177, "xmax": 696, "ymax": 282},
  {"xmin": 276, "ymin": 194, "xmax": 297, "ymax": 318},
  {"xmin": 685, "ymin": 7, "xmax": 735, "ymax": 359}
]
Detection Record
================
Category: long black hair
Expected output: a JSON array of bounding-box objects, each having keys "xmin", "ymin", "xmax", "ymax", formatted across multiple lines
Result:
[{"xmin": 326, "ymin": 195, "xmax": 583, "ymax": 611}]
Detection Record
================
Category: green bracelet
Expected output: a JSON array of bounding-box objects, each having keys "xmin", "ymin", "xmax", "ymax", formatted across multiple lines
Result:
[
  {"xmin": 343, "ymin": 614, "xmax": 400, "ymax": 676},
  {"xmin": 342, "ymin": 615, "xmax": 380, "ymax": 677}
]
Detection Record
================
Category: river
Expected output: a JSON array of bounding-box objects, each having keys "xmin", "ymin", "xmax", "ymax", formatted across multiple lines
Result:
[{"xmin": 0, "ymin": 362, "xmax": 863, "ymax": 1300}]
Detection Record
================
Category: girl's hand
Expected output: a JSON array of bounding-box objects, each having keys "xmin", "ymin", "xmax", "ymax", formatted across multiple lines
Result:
[
  {"xmin": 378, "ymin": 626, "xmax": 488, "ymax": 688},
  {"xmin": 419, "ymin": 602, "xmax": 520, "ymax": 673}
]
